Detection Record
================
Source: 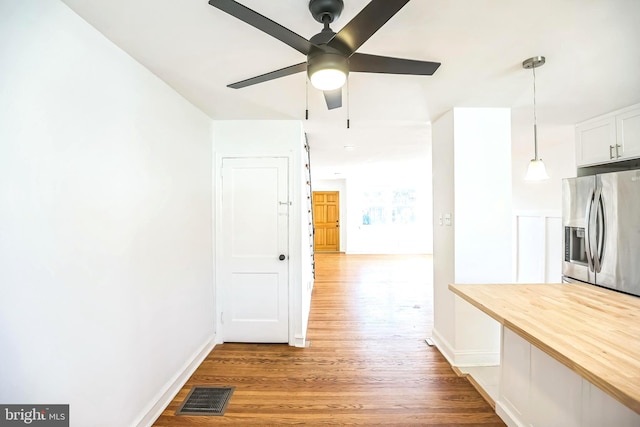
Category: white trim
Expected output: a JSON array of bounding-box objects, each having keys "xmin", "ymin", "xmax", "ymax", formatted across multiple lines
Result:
[
  {"xmin": 511, "ymin": 214, "xmax": 519, "ymax": 283},
  {"xmin": 288, "ymin": 153, "xmax": 297, "ymax": 347},
  {"xmin": 575, "ymin": 102, "xmax": 640, "ymax": 127},
  {"xmin": 496, "ymin": 400, "xmax": 527, "ymax": 427},
  {"xmin": 135, "ymin": 337, "xmax": 216, "ymax": 427},
  {"xmin": 432, "ymin": 328, "xmax": 455, "ymax": 366},
  {"xmin": 292, "ymin": 333, "xmax": 306, "ymax": 348},
  {"xmin": 214, "ymin": 152, "xmax": 225, "ymax": 342},
  {"xmin": 512, "ymin": 209, "xmax": 561, "ymax": 218},
  {"xmin": 211, "ymin": 128, "xmax": 219, "ymax": 344},
  {"xmin": 513, "ymin": 210, "xmax": 562, "ymax": 283},
  {"xmin": 433, "ymin": 328, "xmax": 500, "ymax": 367},
  {"xmin": 453, "ymin": 350, "xmax": 501, "ymax": 367}
]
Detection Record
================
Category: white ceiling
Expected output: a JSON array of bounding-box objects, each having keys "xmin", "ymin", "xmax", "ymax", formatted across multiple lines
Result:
[{"xmin": 60, "ymin": 0, "xmax": 640, "ymax": 179}]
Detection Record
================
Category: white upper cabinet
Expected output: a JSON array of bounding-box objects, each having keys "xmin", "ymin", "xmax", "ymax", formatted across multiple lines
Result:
[
  {"xmin": 575, "ymin": 116, "xmax": 616, "ymax": 166},
  {"xmin": 616, "ymin": 107, "xmax": 640, "ymax": 160},
  {"xmin": 576, "ymin": 104, "xmax": 640, "ymax": 167}
]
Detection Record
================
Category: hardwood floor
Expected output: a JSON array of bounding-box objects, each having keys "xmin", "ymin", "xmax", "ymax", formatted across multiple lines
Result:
[{"xmin": 153, "ymin": 254, "xmax": 505, "ymax": 426}]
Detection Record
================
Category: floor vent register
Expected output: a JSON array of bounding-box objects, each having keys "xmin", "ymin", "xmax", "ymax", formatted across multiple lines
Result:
[{"xmin": 175, "ymin": 386, "xmax": 235, "ymax": 416}]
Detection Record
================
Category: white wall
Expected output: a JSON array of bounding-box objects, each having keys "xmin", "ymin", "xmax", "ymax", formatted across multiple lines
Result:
[
  {"xmin": 432, "ymin": 108, "xmax": 512, "ymax": 366},
  {"xmin": 0, "ymin": 2, "xmax": 215, "ymax": 426},
  {"xmin": 511, "ymin": 122, "xmax": 576, "ymax": 283},
  {"xmin": 454, "ymin": 109, "xmax": 513, "ymax": 284},
  {"xmin": 432, "ymin": 110, "xmax": 456, "ymax": 346},
  {"xmin": 344, "ymin": 175, "xmax": 433, "ymax": 255},
  {"xmin": 512, "ymin": 123, "xmax": 577, "ymax": 212},
  {"xmin": 314, "ymin": 171, "xmax": 433, "ymax": 255},
  {"xmin": 212, "ymin": 120, "xmax": 313, "ymax": 347}
]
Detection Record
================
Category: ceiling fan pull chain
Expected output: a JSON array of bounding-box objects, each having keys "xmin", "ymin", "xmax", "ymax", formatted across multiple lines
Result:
[
  {"xmin": 305, "ymin": 78, "xmax": 309, "ymax": 120},
  {"xmin": 346, "ymin": 76, "xmax": 350, "ymax": 129}
]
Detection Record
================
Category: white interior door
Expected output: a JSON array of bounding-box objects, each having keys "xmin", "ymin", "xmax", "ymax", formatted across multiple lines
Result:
[{"xmin": 220, "ymin": 157, "xmax": 289, "ymax": 343}]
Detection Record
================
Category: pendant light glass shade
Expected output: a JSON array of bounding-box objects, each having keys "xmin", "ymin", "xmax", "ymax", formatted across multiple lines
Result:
[
  {"xmin": 525, "ymin": 158, "xmax": 549, "ymax": 181},
  {"xmin": 522, "ymin": 56, "xmax": 549, "ymax": 181}
]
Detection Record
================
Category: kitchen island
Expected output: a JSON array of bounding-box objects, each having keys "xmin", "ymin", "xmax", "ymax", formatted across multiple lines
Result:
[{"xmin": 449, "ymin": 282, "xmax": 640, "ymax": 426}]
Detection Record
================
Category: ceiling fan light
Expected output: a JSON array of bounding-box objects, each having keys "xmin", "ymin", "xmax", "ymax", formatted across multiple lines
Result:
[
  {"xmin": 525, "ymin": 158, "xmax": 550, "ymax": 181},
  {"xmin": 307, "ymin": 52, "xmax": 348, "ymax": 91},
  {"xmin": 310, "ymin": 68, "xmax": 346, "ymax": 91}
]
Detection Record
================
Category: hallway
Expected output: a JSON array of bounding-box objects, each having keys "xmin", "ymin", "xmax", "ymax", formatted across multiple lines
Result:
[{"xmin": 153, "ymin": 254, "xmax": 504, "ymax": 425}]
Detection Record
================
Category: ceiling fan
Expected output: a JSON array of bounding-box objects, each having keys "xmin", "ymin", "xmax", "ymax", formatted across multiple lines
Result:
[{"xmin": 208, "ymin": 0, "xmax": 441, "ymax": 110}]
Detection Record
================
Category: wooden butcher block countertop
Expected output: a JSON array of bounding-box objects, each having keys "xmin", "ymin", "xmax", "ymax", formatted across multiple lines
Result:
[{"xmin": 449, "ymin": 283, "xmax": 640, "ymax": 414}]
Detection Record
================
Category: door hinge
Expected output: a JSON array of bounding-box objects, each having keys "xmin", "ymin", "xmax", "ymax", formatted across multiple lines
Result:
[{"xmin": 220, "ymin": 312, "xmax": 224, "ymax": 325}]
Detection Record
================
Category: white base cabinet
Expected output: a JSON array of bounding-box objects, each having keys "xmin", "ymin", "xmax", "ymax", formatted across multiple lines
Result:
[
  {"xmin": 529, "ymin": 345, "xmax": 583, "ymax": 427},
  {"xmin": 576, "ymin": 103, "xmax": 640, "ymax": 167},
  {"xmin": 500, "ymin": 327, "xmax": 530, "ymax": 424},
  {"xmin": 497, "ymin": 327, "xmax": 639, "ymax": 427}
]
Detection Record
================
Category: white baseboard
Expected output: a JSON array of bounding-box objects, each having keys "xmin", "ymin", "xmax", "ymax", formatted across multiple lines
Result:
[
  {"xmin": 432, "ymin": 328, "xmax": 500, "ymax": 367},
  {"xmin": 135, "ymin": 335, "xmax": 217, "ymax": 427},
  {"xmin": 431, "ymin": 328, "xmax": 456, "ymax": 365},
  {"xmin": 292, "ymin": 335, "xmax": 306, "ymax": 348},
  {"xmin": 496, "ymin": 400, "xmax": 526, "ymax": 427},
  {"xmin": 453, "ymin": 350, "xmax": 501, "ymax": 367}
]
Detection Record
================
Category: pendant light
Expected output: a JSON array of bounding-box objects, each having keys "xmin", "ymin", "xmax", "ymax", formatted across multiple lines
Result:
[{"xmin": 523, "ymin": 56, "xmax": 549, "ymax": 181}]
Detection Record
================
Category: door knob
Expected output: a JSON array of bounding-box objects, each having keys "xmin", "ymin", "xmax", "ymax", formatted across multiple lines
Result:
[{"xmin": 279, "ymin": 254, "xmax": 286, "ymax": 261}]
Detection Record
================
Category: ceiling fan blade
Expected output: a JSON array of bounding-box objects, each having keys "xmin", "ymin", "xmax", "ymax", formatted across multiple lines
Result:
[
  {"xmin": 350, "ymin": 53, "xmax": 441, "ymax": 75},
  {"xmin": 208, "ymin": 0, "xmax": 313, "ymax": 55},
  {"xmin": 328, "ymin": 0, "xmax": 410, "ymax": 56},
  {"xmin": 228, "ymin": 62, "xmax": 307, "ymax": 89},
  {"xmin": 324, "ymin": 89, "xmax": 342, "ymax": 110}
]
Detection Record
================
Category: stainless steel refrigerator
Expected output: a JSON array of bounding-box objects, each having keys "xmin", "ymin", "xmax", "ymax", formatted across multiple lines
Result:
[{"xmin": 562, "ymin": 169, "xmax": 640, "ymax": 297}]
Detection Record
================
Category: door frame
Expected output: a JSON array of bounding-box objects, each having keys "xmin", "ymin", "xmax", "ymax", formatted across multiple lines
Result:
[{"xmin": 214, "ymin": 154, "xmax": 296, "ymax": 345}]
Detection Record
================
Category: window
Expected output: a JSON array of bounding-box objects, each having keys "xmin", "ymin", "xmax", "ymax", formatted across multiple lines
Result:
[{"xmin": 362, "ymin": 188, "xmax": 417, "ymax": 225}]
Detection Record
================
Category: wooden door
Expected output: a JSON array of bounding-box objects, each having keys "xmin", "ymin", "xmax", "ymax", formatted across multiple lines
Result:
[
  {"xmin": 313, "ymin": 191, "xmax": 340, "ymax": 252},
  {"xmin": 220, "ymin": 157, "xmax": 289, "ymax": 343}
]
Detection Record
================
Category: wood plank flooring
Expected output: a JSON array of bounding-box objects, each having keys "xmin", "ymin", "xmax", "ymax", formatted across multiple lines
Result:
[{"xmin": 153, "ymin": 254, "xmax": 505, "ymax": 426}]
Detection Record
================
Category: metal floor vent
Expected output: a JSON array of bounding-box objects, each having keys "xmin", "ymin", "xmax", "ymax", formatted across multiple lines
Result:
[{"xmin": 175, "ymin": 386, "xmax": 235, "ymax": 416}]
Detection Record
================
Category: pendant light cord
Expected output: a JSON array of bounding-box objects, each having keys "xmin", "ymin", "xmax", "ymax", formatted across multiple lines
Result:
[
  {"xmin": 532, "ymin": 64, "xmax": 538, "ymax": 160},
  {"xmin": 522, "ymin": 55, "xmax": 549, "ymax": 180}
]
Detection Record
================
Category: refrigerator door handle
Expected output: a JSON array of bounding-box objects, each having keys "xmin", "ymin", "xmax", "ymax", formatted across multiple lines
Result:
[
  {"xmin": 593, "ymin": 189, "xmax": 605, "ymax": 273},
  {"xmin": 584, "ymin": 189, "xmax": 595, "ymax": 273}
]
